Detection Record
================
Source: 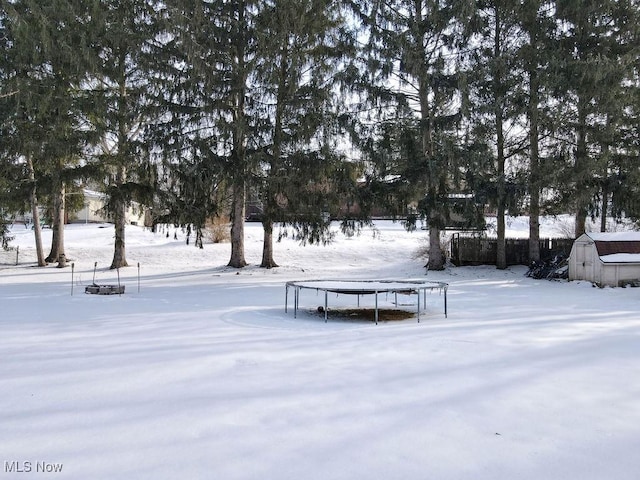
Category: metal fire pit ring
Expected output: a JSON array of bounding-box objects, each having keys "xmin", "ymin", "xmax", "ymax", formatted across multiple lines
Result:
[{"xmin": 85, "ymin": 284, "xmax": 125, "ymax": 295}]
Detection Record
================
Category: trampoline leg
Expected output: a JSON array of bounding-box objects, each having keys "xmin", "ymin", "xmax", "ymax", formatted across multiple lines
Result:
[
  {"xmin": 375, "ymin": 292, "xmax": 378, "ymax": 325},
  {"xmin": 423, "ymin": 289, "xmax": 427, "ymax": 320},
  {"xmin": 324, "ymin": 291, "xmax": 328, "ymax": 323},
  {"xmin": 444, "ymin": 288, "xmax": 448, "ymax": 318}
]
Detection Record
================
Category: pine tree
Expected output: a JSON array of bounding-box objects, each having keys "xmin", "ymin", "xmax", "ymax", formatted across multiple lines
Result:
[
  {"xmin": 164, "ymin": 0, "xmax": 261, "ymax": 268},
  {"xmin": 467, "ymin": 0, "xmax": 528, "ymax": 269},
  {"xmin": 612, "ymin": 74, "xmax": 640, "ymax": 223},
  {"xmin": 2, "ymin": 0, "xmax": 54, "ymax": 265},
  {"xmin": 592, "ymin": 2, "xmax": 640, "ymax": 231},
  {"xmin": 142, "ymin": 3, "xmax": 228, "ymax": 247},
  {"xmin": 357, "ymin": 0, "xmax": 473, "ymax": 271},
  {"xmin": 1, "ymin": 0, "xmax": 95, "ymax": 267},
  {"xmin": 517, "ymin": 1, "xmax": 556, "ymax": 262},
  {"xmin": 0, "ymin": 6, "xmax": 11, "ymax": 247},
  {"xmin": 157, "ymin": 153, "xmax": 226, "ymax": 249},
  {"xmin": 87, "ymin": 0, "xmax": 162, "ymax": 269},
  {"xmin": 554, "ymin": 0, "xmax": 638, "ymax": 236},
  {"xmin": 252, "ymin": 0, "xmax": 357, "ymax": 268}
]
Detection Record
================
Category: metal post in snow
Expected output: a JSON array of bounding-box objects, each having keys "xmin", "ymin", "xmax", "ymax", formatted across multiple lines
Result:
[
  {"xmin": 137, "ymin": 262, "xmax": 140, "ymax": 293},
  {"xmin": 375, "ymin": 291, "xmax": 378, "ymax": 325},
  {"xmin": 444, "ymin": 286, "xmax": 448, "ymax": 318},
  {"xmin": 324, "ymin": 290, "xmax": 328, "ymax": 323},
  {"xmin": 71, "ymin": 262, "xmax": 75, "ymax": 296}
]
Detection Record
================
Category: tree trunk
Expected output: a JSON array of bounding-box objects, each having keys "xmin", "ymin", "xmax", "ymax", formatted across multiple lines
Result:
[
  {"xmin": 227, "ymin": 4, "xmax": 248, "ymax": 269},
  {"xmin": 110, "ymin": 197, "xmax": 128, "ymax": 269},
  {"xmin": 228, "ymin": 180, "xmax": 247, "ymax": 268},
  {"xmin": 110, "ymin": 165, "xmax": 128, "ymax": 269},
  {"xmin": 528, "ymin": 60, "xmax": 541, "ymax": 263},
  {"xmin": 27, "ymin": 156, "xmax": 46, "ymax": 267},
  {"xmin": 600, "ymin": 124, "xmax": 611, "ymax": 233},
  {"xmin": 496, "ymin": 204, "xmax": 507, "ymax": 269},
  {"xmin": 413, "ymin": 4, "xmax": 445, "ymax": 271},
  {"xmin": 428, "ymin": 226, "xmax": 445, "ymax": 271},
  {"xmin": 574, "ymin": 95, "xmax": 589, "ymax": 238},
  {"xmin": 260, "ymin": 42, "xmax": 287, "ymax": 270},
  {"xmin": 494, "ymin": 12, "xmax": 507, "ymax": 270},
  {"xmin": 46, "ymin": 180, "xmax": 67, "ymax": 267},
  {"xmin": 600, "ymin": 184, "xmax": 608, "ymax": 233},
  {"xmin": 418, "ymin": 87, "xmax": 445, "ymax": 270},
  {"xmin": 45, "ymin": 189, "xmax": 60, "ymax": 263},
  {"xmin": 574, "ymin": 211, "xmax": 587, "ymax": 238},
  {"xmin": 260, "ymin": 218, "xmax": 278, "ymax": 268},
  {"xmin": 56, "ymin": 182, "xmax": 66, "ymax": 268},
  {"xmin": 195, "ymin": 225, "xmax": 204, "ymax": 249},
  {"xmin": 529, "ymin": 193, "xmax": 540, "ymax": 262}
]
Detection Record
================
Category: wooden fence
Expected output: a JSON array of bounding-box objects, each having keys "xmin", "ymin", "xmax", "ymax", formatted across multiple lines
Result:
[{"xmin": 450, "ymin": 235, "xmax": 574, "ymax": 266}]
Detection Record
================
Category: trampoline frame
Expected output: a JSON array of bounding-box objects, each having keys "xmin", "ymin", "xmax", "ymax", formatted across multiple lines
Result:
[{"xmin": 285, "ymin": 279, "xmax": 448, "ymax": 324}]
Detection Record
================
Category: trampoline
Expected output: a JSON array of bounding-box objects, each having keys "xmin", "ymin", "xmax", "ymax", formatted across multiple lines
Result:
[{"xmin": 285, "ymin": 279, "xmax": 448, "ymax": 324}]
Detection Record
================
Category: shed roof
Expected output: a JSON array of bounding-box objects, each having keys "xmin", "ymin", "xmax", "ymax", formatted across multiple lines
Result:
[
  {"xmin": 585, "ymin": 232, "xmax": 640, "ymax": 242},
  {"xmin": 594, "ymin": 240, "xmax": 640, "ymax": 256},
  {"xmin": 581, "ymin": 232, "xmax": 640, "ymax": 259},
  {"xmin": 600, "ymin": 253, "xmax": 640, "ymax": 264}
]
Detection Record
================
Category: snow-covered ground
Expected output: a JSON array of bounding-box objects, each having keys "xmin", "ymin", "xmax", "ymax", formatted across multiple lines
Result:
[{"xmin": 1, "ymin": 218, "xmax": 639, "ymax": 479}]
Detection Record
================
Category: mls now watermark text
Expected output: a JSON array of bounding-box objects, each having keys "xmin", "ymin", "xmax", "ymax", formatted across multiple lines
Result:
[{"xmin": 4, "ymin": 461, "xmax": 63, "ymax": 473}]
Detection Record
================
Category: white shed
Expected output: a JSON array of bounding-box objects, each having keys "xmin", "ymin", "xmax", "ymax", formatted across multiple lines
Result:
[{"xmin": 569, "ymin": 232, "xmax": 640, "ymax": 287}]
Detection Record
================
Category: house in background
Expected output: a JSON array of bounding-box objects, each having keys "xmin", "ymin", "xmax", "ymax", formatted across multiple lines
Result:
[
  {"xmin": 15, "ymin": 189, "xmax": 147, "ymax": 227},
  {"xmin": 569, "ymin": 232, "xmax": 640, "ymax": 287},
  {"xmin": 67, "ymin": 189, "xmax": 147, "ymax": 226},
  {"xmin": 67, "ymin": 189, "xmax": 146, "ymax": 225},
  {"xmin": 67, "ymin": 189, "xmax": 108, "ymax": 224}
]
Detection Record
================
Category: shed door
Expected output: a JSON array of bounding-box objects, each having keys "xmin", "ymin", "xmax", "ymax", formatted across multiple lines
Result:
[{"xmin": 574, "ymin": 242, "xmax": 590, "ymax": 280}]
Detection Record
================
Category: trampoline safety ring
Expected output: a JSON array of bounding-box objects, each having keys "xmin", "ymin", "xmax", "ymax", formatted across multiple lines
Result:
[{"xmin": 285, "ymin": 279, "xmax": 448, "ymax": 324}]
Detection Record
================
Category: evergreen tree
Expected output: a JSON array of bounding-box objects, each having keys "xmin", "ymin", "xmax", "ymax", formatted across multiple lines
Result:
[
  {"xmin": 0, "ymin": 162, "xmax": 19, "ymax": 252},
  {"xmin": 2, "ymin": 0, "xmax": 53, "ymax": 265},
  {"xmin": 592, "ymin": 2, "xmax": 640, "ymax": 231},
  {"xmin": 1, "ymin": 0, "xmax": 95, "ymax": 266},
  {"xmin": 357, "ymin": 0, "xmax": 473, "ymax": 271},
  {"xmin": 164, "ymin": 0, "xmax": 260, "ymax": 268},
  {"xmin": 143, "ymin": 4, "xmax": 227, "ymax": 247},
  {"xmin": 252, "ymin": 0, "xmax": 358, "ymax": 268},
  {"xmin": 517, "ymin": 1, "xmax": 556, "ymax": 262},
  {"xmin": 467, "ymin": 0, "xmax": 527, "ymax": 269},
  {"xmin": 157, "ymin": 152, "xmax": 227, "ymax": 249},
  {"xmin": 554, "ymin": 0, "xmax": 638, "ymax": 236},
  {"xmin": 613, "ymin": 79, "xmax": 640, "ymax": 223},
  {"xmin": 88, "ymin": 0, "xmax": 162, "ymax": 269},
  {"xmin": 0, "ymin": 6, "xmax": 11, "ymax": 247}
]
